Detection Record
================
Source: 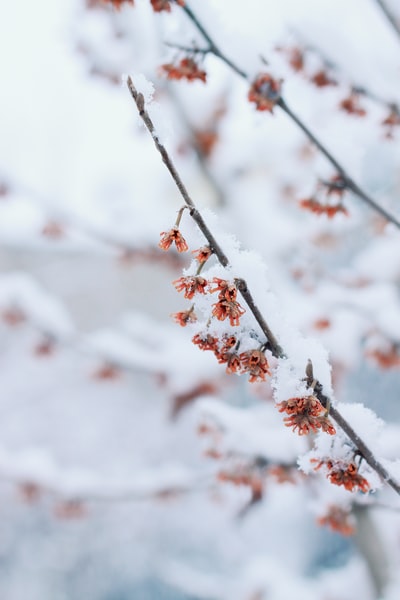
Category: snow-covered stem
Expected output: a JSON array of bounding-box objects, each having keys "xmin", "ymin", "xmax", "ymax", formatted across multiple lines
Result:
[
  {"xmin": 127, "ymin": 76, "xmax": 400, "ymax": 497},
  {"xmin": 179, "ymin": 2, "xmax": 400, "ymax": 230},
  {"xmin": 374, "ymin": 0, "xmax": 400, "ymax": 43}
]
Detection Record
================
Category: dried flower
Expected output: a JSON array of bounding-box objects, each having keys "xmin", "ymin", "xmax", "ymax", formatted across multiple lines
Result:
[
  {"xmin": 192, "ymin": 333, "xmax": 219, "ymax": 351},
  {"xmin": 318, "ymin": 505, "xmax": 355, "ymax": 536},
  {"xmin": 313, "ymin": 318, "xmax": 331, "ymax": 330},
  {"xmin": 367, "ymin": 346, "xmax": 400, "ymax": 369},
  {"xmin": 172, "ymin": 309, "xmax": 197, "ymax": 327},
  {"xmin": 159, "ymin": 227, "xmax": 188, "ymax": 252},
  {"xmin": 288, "ymin": 47, "xmax": 305, "ymax": 73},
  {"xmin": 277, "ymin": 395, "xmax": 336, "ymax": 436},
  {"xmin": 212, "ymin": 298, "xmax": 245, "ymax": 327},
  {"xmin": 299, "ymin": 197, "xmax": 348, "ymax": 218},
  {"xmin": 209, "ymin": 278, "xmax": 238, "ymax": 301},
  {"xmin": 54, "ymin": 500, "xmax": 87, "ymax": 519},
  {"xmin": 240, "ymin": 349, "xmax": 271, "ymax": 382},
  {"xmin": 41, "ymin": 221, "xmax": 65, "ymax": 239},
  {"xmin": 151, "ymin": 0, "xmax": 185, "ymax": 11},
  {"xmin": 93, "ymin": 363, "xmax": 121, "ymax": 380},
  {"xmin": 192, "ymin": 245, "xmax": 212, "ymax": 264},
  {"xmin": 173, "ymin": 276, "xmax": 208, "ymax": 299},
  {"xmin": 339, "ymin": 93, "xmax": 367, "ymax": 117},
  {"xmin": 310, "ymin": 69, "xmax": 337, "ymax": 88},
  {"xmin": 194, "ymin": 130, "xmax": 218, "ymax": 156},
  {"xmin": 248, "ymin": 74, "xmax": 282, "ymax": 112},
  {"xmin": 312, "ymin": 459, "xmax": 370, "ymax": 493},
  {"xmin": 102, "ymin": 0, "xmax": 134, "ymax": 8},
  {"xmin": 382, "ymin": 108, "xmax": 400, "ymax": 138},
  {"xmin": 161, "ymin": 58, "xmax": 206, "ymax": 83},
  {"xmin": 2, "ymin": 306, "xmax": 26, "ymax": 326}
]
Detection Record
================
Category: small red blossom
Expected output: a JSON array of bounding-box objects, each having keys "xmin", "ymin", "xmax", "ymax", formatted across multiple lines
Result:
[
  {"xmin": 313, "ymin": 318, "xmax": 331, "ymax": 330},
  {"xmin": 18, "ymin": 482, "xmax": 42, "ymax": 504},
  {"xmin": 213, "ymin": 335, "xmax": 242, "ymax": 374},
  {"xmin": 192, "ymin": 333, "xmax": 219, "ymax": 351},
  {"xmin": 54, "ymin": 500, "xmax": 87, "ymax": 520},
  {"xmin": 161, "ymin": 58, "xmax": 206, "ymax": 83},
  {"xmin": 41, "ymin": 221, "xmax": 65, "ymax": 239},
  {"xmin": 339, "ymin": 93, "xmax": 367, "ymax": 117},
  {"xmin": 312, "ymin": 459, "xmax": 370, "ymax": 493},
  {"xmin": 225, "ymin": 353, "xmax": 242, "ymax": 374},
  {"xmin": 2, "ymin": 306, "xmax": 26, "ymax": 326},
  {"xmin": 151, "ymin": 0, "xmax": 184, "ymax": 11},
  {"xmin": 212, "ymin": 298, "xmax": 245, "ymax": 327},
  {"xmin": 172, "ymin": 309, "xmax": 197, "ymax": 327},
  {"xmin": 240, "ymin": 349, "xmax": 271, "ymax": 383},
  {"xmin": 102, "ymin": 0, "xmax": 134, "ymax": 8},
  {"xmin": 93, "ymin": 363, "xmax": 121, "ymax": 380},
  {"xmin": 192, "ymin": 245, "xmax": 212, "ymax": 264},
  {"xmin": 288, "ymin": 47, "xmax": 305, "ymax": 73},
  {"xmin": 367, "ymin": 346, "xmax": 400, "ymax": 369},
  {"xmin": 33, "ymin": 338, "xmax": 55, "ymax": 357},
  {"xmin": 299, "ymin": 197, "xmax": 348, "ymax": 218},
  {"xmin": 159, "ymin": 227, "xmax": 188, "ymax": 252},
  {"xmin": 194, "ymin": 130, "xmax": 218, "ymax": 156},
  {"xmin": 310, "ymin": 69, "xmax": 337, "ymax": 88},
  {"xmin": 209, "ymin": 278, "xmax": 238, "ymax": 301},
  {"xmin": 382, "ymin": 108, "xmax": 400, "ymax": 138},
  {"xmin": 173, "ymin": 276, "xmax": 208, "ymax": 299},
  {"xmin": 248, "ymin": 74, "xmax": 282, "ymax": 112},
  {"xmin": 318, "ymin": 506, "xmax": 355, "ymax": 536},
  {"xmin": 268, "ymin": 465, "xmax": 297, "ymax": 484},
  {"xmin": 277, "ymin": 395, "xmax": 336, "ymax": 436}
]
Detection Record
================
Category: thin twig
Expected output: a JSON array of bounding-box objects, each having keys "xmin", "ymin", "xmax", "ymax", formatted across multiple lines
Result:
[
  {"xmin": 374, "ymin": 0, "xmax": 400, "ymax": 43},
  {"xmin": 180, "ymin": 2, "xmax": 400, "ymax": 230},
  {"xmin": 126, "ymin": 76, "xmax": 400, "ymax": 496}
]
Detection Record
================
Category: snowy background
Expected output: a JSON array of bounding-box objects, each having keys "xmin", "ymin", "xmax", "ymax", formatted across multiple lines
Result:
[{"xmin": 1, "ymin": 0, "xmax": 400, "ymax": 598}]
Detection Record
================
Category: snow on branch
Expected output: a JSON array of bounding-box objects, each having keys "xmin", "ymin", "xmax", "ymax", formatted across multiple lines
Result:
[{"xmin": 126, "ymin": 75, "xmax": 400, "ymax": 497}]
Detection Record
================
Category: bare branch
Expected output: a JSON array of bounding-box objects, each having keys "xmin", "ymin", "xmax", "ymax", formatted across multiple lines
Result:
[{"xmin": 374, "ymin": 0, "xmax": 400, "ymax": 43}]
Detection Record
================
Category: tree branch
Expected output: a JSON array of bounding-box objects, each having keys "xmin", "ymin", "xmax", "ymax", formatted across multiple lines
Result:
[
  {"xmin": 126, "ymin": 76, "xmax": 400, "ymax": 497},
  {"xmin": 180, "ymin": 2, "xmax": 400, "ymax": 230},
  {"xmin": 374, "ymin": 0, "xmax": 400, "ymax": 43}
]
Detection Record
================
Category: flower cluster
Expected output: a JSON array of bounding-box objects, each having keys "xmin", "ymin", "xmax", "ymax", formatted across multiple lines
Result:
[
  {"xmin": 248, "ymin": 74, "xmax": 282, "ymax": 112},
  {"xmin": 277, "ymin": 395, "xmax": 336, "ymax": 436},
  {"xmin": 339, "ymin": 92, "xmax": 367, "ymax": 117},
  {"xmin": 161, "ymin": 58, "xmax": 207, "ymax": 83},
  {"xmin": 317, "ymin": 505, "xmax": 355, "ymax": 536},
  {"xmin": 209, "ymin": 278, "xmax": 246, "ymax": 327},
  {"xmin": 192, "ymin": 333, "xmax": 271, "ymax": 383},
  {"xmin": 312, "ymin": 458, "xmax": 370, "ymax": 493},
  {"xmin": 299, "ymin": 175, "xmax": 349, "ymax": 218},
  {"xmin": 299, "ymin": 198, "xmax": 349, "ymax": 218},
  {"xmin": 217, "ymin": 467, "xmax": 263, "ymax": 501}
]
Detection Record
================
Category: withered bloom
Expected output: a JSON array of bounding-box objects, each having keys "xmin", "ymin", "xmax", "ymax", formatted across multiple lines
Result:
[{"xmin": 248, "ymin": 74, "xmax": 282, "ymax": 112}]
